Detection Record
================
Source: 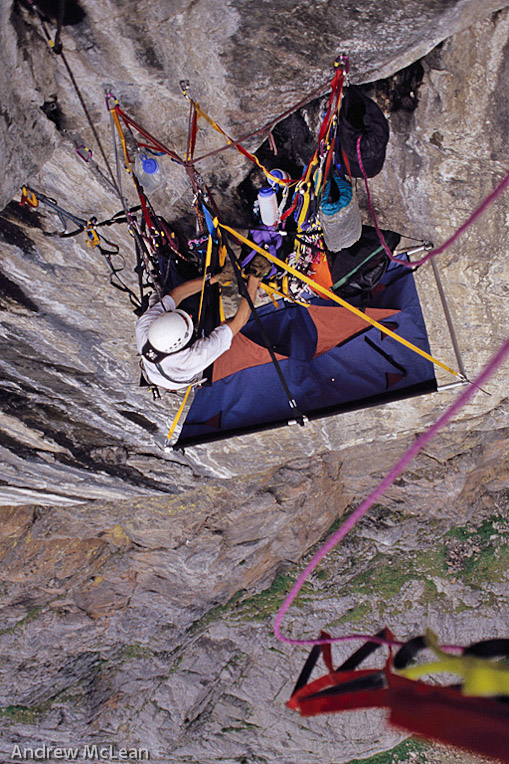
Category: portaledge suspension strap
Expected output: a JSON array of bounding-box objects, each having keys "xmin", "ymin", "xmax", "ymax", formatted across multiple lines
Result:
[{"xmin": 219, "ymin": 222, "xmax": 305, "ymax": 425}]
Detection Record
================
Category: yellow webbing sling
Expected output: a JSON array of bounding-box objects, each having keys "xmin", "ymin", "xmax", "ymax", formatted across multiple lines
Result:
[
  {"xmin": 397, "ymin": 631, "xmax": 509, "ymax": 698},
  {"xmin": 166, "ymin": 384, "xmax": 193, "ymax": 444},
  {"xmin": 111, "ymin": 107, "xmax": 134, "ymax": 175},
  {"xmin": 194, "ymin": 103, "xmax": 295, "ymax": 190}
]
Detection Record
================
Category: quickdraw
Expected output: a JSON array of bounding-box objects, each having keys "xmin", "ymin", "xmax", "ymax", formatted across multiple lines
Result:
[
  {"xmin": 19, "ymin": 186, "xmax": 143, "ymax": 310},
  {"xmin": 20, "ymin": 186, "xmax": 38, "ymax": 208}
]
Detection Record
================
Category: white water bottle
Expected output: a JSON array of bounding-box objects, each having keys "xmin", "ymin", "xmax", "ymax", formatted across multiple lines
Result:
[
  {"xmin": 258, "ymin": 186, "xmax": 278, "ymax": 226},
  {"xmin": 134, "ymin": 152, "xmax": 165, "ymax": 193}
]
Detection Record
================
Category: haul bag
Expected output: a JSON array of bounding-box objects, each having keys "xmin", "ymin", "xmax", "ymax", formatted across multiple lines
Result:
[{"xmin": 337, "ymin": 85, "xmax": 389, "ymax": 178}]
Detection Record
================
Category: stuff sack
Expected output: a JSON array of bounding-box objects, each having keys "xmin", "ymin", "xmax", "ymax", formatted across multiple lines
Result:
[
  {"xmin": 328, "ymin": 225, "xmax": 401, "ymax": 298},
  {"xmin": 337, "ymin": 85, "xmax": 389, "ymax": 178},
  {"xmin": 319, "ymin": 175, "xmax": 362, "ymax": 252}
]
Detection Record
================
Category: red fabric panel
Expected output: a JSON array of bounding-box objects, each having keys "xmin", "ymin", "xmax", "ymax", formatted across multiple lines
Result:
[
  {"xmin": 308, "ymin": 306, "xmax": 400, "ymax": 357},
  {"xmin": 388, "ymin": 676, "xmax": 509, "ymax": 761},
  {"xmin": 287, "ymin": 669, "xmax": 388, "ymax": 716},
  {"xmin": 212, "ymin": 331, "xmax": 287, "ymax": 383},
  {"xmin": 386, "ymin": 372, "xmax": 406, "ymax": 389},
  {"xmin": 212, "ymin": 307, "xmax": 399, "ymax": 383}
]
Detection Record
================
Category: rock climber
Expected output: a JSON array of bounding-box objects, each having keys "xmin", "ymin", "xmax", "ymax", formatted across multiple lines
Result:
[{"xmin": 136, "ymin": 271, "xmax": 262, "ymax": 391}]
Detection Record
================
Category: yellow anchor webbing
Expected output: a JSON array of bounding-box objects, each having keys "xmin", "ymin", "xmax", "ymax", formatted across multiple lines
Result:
[
  {"xmin": 111, "ymin": 109, "xmax": 133, "ymax": 174},
  {"xmin": 219, "ymin": 223, "xmax": 460, "ymax": 379},
  {"xmin": 194, "ymin": 103, "xmax": 296, "ymax": 189}
]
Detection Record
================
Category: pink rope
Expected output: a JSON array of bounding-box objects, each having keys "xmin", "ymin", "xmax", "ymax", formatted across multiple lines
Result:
[
  {"xmin": 274, "ymin": 336, "xmax": 509, "ymax": 649},
  {"xmin": 357, "ymin": 135, "xmax": 509, "ymax": 269}
]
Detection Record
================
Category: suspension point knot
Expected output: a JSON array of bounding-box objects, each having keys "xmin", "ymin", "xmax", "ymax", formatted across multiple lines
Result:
[
  {"xmin": 180, "ymin": 80, "xmax": 191, "ymax": 99},
  {"xmin": 334, "ymin": 53, "xmax": 350, "ymax": 78},
  {"xmin": 105, "ymin": 93, "xmax": 118, "ymax": 110}
]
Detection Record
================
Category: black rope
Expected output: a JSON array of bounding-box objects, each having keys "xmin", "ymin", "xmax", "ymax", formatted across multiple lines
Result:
[
  {"xmin": 29, "ymin": 0, "xmax": 123, "ymax": 199},
  {"xmin": 222, "ymin": 231, "xmax": 305, "ymax": 425},
  {"xmin": 53, "ymin": 0, "xmax": 65, "ymax": 54}
]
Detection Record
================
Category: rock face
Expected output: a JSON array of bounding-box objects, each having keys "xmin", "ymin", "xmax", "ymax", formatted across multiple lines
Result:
[
  {"xmin": 1, "ymin": 0, "xmax": 508, "ymax": 501},
  {"xmin": 1, "ymin": 1, "xmax": 509, "ymax": 763},
  {"xmin": 1, "ymin": 439, "xmax": 509, "ymax": 763}
]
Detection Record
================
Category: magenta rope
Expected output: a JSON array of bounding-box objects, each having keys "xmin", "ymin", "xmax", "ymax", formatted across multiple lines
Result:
[
  {"xmin": 357, "ymin": 136, "xmax": 509, "ymax": 269},
  {"xmin": 273, "ymin": 337, "xmax": 509, "ymax": 649}
]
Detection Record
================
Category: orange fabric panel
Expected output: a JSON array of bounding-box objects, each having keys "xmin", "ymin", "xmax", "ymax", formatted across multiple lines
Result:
[
  {"xmin": 308, "ymin": 305, "xmax": 400, "ymax": 357},
  {"xmin": 308, "ymin": 253, "xmax": 333, "ymax": 292},
  {"xmin": 212, "ymin": 306, "xmax": 400, "ymax": 383},
  {"xmin": 212, "ymin": 331, "xmax": 287, "ymax": 383}
]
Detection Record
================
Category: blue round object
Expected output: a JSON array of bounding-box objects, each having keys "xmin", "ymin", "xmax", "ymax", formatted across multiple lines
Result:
[
  {"xmin": 269, "ymin": 170, "xmax": 283, "ymax": 188},
  {"xmin": 258, "ymin": 186, "xmax": 275, "ymax": 197},
  {"xmin": 142, "ymin": 157, "xmax": 159, "ymax": 174}
]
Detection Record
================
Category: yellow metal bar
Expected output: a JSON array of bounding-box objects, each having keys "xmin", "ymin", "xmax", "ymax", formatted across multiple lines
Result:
[
  {"xmin": 166, "ymin": 384, "xmax": 193, "ymax": 442},
  {"xmin": 111, "ymin": 109, "xmax": 133, "ymax": 174},
  {"xmin": 219, "ymin": 223, "xmax": 460, "ymax": 379}
]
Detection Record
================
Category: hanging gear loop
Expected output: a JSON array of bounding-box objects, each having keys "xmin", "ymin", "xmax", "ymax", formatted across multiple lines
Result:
[{"xmin": 20, "ymin": 186, "xmax": 143, "ymax": 309}]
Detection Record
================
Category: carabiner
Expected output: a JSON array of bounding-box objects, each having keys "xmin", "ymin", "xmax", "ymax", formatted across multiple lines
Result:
[
  {"xmin": 76, "ymin": 144, "xmax": 92, "ymax": 162},
  {"xmin": 85, "ymin": 225, "xmax": 100, "ymax": 248},
  {"xmin": 20, "ymin": 186, "xmax": 39, "ymax": 208}
]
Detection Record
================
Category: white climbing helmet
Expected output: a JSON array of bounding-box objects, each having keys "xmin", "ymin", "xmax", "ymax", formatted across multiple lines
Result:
[{"xmin": 147, "ymin": 309, "xmax": 194, "ymax": 354}]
